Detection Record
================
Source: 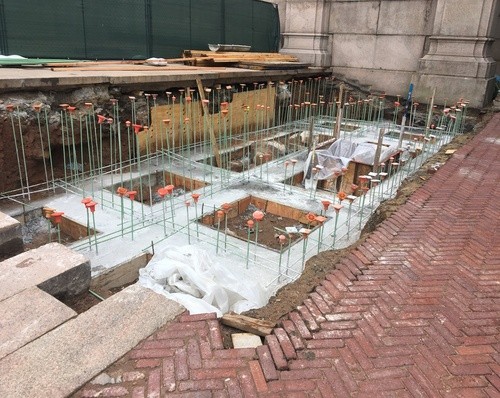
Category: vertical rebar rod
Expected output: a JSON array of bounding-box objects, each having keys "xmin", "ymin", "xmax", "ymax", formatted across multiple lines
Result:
[
  {"xmin": 301, "ymin": 235, "xmax": 308, "ymax": 271},
  {"xmin": 35, "ymin": 107, "xmax": 50, "ymax": 190},
  {"xmin": 120, "ymin": 195, "xmax": 125, "ymax": 237},
  {"xmin": 109, "ymin": 118, "xmax": 115, "ymax": 206},
  {"xmin": 130, "ymin": 198, "xmax": 135, "ymax": 241},
  {"xmin": 246, "ymin": 221, "xmax": 253, "ymax": 269},
  {"xmin": 331, "ymin": 209, "xmax": 341, "ymax": 249},
  {"xmin": 286, "ymin": 235, "xmax": 292, "ymax": 276},
  {"xmin": 43, "ymin": 107, "xmax": 56, "ymax": 192},
  {"xmin": 185, "ymin": 202, "xmax": 191, "ymax": 245},
  {"xmin": 79, "ymin": 115, "xmax": 86, "ymax": 196},
  {"xmin": 216, "ymin": 216, "xmax": 222, "ymax": 254},
  {"xmin": 68, "ymin": 108, "xmax": 79, "ymax": 185},
  {"xmin": 61, "ymin": 108, "xmax": 69, "ymax": 184},
  {"xmin": 99, "ymin": 121, "xmax": 104, "ymax": 208},
  {"xmin": 135, "ymin": 132, "xmax": 145, "ymax": 222},
  {"xmin": 8, "ymin": 107, "xmax": 26, "ymax": 196},
  {"xmin": 91, "ymin": 211, "xmax": 98, "ymax": 254},
  {"xmin": 14, "ymin": 107, "xmax": 30, "ymax": 199}
]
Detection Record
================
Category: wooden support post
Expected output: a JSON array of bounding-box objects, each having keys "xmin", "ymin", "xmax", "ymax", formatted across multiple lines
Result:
[
  {"xmin": 373, "ymin": 128, "xmax": 385, "ymax": 172},
  {"xmin": 196, "ymin": 78, "xmax": 222, "ymax": 168},
  {"xmin": 334, "ymin": 83, "xmax": 345, "ymax": 140}
]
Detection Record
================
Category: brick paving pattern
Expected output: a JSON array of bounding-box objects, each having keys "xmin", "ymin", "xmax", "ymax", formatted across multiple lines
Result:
[{"xmin": 74, "ymin": 115, "xmax": 500, "ymax": 397}]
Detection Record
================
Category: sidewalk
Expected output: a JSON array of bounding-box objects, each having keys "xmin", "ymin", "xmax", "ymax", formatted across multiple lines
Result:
[{"xmin": 74, "ymin": 114, "xmax": 500, "ymax": 397}]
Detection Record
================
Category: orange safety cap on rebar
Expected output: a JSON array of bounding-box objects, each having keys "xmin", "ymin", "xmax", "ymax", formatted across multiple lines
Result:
[
  {"xmin": 252, "ymin": 210, "xmax": 264, "ymax": 221},
  {"xmin": 191, "ymin": 193, "xmax": 201, "ymax": 203},
  {"xmin": 127, "ymin": 191, "xmax": 137, "ymax": 200},
  {"xmin": 51, "ymin": 211, "xmax": 64, "ymax": 224}
]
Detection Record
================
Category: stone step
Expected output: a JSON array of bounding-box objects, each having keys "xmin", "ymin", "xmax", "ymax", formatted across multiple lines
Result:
[
  {"xmin": 0, "ymin": 284, "xmax": 184, "ymax": 398},
  {"xmin": 0, "ymin": 211, "xmax": 23, "ymax": 259},
  {"xmin": 0, "ymin": 286, "xmax": 77, "ymax": 360},
  {"xmin": 0, "ymin": 242, "xmax": 90, "ymax": 301}
]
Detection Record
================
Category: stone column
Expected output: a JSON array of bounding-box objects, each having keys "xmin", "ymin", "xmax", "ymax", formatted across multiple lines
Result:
[
  {"xmin": 279, "ymin": 0, "xmax": 331, "ymax": 66},
  {"xmin": 415, "ymin": 0, "xmax": 498, "ymax": 107}
]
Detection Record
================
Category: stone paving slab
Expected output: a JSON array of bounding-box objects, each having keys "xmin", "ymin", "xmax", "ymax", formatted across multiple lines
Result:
[
  {"xmin": 0, "ymin": 286, "xmax": 77, "ymax": 360},
  {"xmin": 0, "ymin": 242, "xmax": 90, "ymax": 301},
  {"xmin": 73, "ymin": 114, "xmax": 500, "ymax": 397},
  {"xmin": 0, "ymin": 284, "xmax": 184, "ymax": 398}
]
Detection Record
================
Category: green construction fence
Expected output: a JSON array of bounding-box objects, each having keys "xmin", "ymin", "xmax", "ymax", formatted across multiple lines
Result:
[{"xmin": 0, "ymin": 0, "xmax": 280, "ymax": 59}]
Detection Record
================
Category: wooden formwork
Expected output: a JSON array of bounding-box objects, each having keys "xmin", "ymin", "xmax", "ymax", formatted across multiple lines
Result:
[
  {"xmin": 200, "ymin": 195, "xmax": 321, "ymax": 227},
  {"xmin": 40, "ymin": 207, "xmax": 96, "ymax": 241},
  {"xmin": 142, "ymin": 86, "xmax": 277, "ymax": 153},
  {"xmin": 90, "ymin": 252, "xmax": 152, "ymax": 293}
]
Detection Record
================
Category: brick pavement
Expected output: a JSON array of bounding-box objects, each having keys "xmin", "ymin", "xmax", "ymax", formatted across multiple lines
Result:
[{"xmin": 74, "ymin": 115, "xmax": 500, "ymax": 397}]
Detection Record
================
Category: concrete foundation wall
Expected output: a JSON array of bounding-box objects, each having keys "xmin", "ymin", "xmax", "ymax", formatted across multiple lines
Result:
[{"xmin": 278, "ymin": 0, "xmax": 499, "ymax": 107}]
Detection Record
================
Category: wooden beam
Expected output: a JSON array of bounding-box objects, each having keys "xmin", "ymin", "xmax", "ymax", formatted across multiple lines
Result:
[
  {"xmin": 196, "ymin": 78, "xmax": 222, "ymax": 168},
  {"xmin": 50, "ymin": 66, "xmax": 193, "ymax": 72},
  {"xmin": 221, "ymin": 313, "xmax": 275, "ymax": 337}
]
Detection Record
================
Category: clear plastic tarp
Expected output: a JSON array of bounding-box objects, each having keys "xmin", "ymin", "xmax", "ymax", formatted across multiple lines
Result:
[
  {"xmin": 303, "ymin": 138, "xmax": 400, "ymax": 184},
  {"xmin": 139, "ymin": 245, "xmax": 268, "ymax": 316}
]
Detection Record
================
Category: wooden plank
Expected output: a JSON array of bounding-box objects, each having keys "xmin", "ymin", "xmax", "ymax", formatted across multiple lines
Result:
[
  {"xmin": 58, "ymin": 215, "xmax": 95, "ymax": 241},
  {"xmin": 147, "ymin": 86, "xmax": 276, "ymax": 154},
  {"xmin": 186, "ymin": 50, "xmax": 297, "ymax": 58},
  {"xmin": 340, "ymin": 162, "xmax": 356, "ymax": 193},
  {"xmin": 221, "ymin": 313, "xmax": 275, "ymax": 337},
  {"xmin": 45, "ymin": 60, "xmax": 144, "ymax": 67},
  {"xmin": 211, "ymin": 58, "xmax": 297, "ymax": 64},
  {"xmin": 167, "ymin": 57, "xmax": 214, "ymax": 63},
  {"xmin": 196, "ymin": 78, "xmax": 222, "ymax": 168},
  {"xmin": 50, "ymin": 66, "xmax": 193, "ymax": 72},
  {"xmin": 238, "ymin": 196, "xmax": 252, "ymax": 216}
]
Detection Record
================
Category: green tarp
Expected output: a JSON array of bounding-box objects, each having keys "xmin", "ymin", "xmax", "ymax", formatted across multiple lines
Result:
[{"xmin": 0, "ymin": 0, "xmax": 280, "ymax": 59}]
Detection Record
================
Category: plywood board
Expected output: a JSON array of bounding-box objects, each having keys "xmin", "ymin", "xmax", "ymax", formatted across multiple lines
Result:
[
  {"xmin": 143, "ymin": 86, "xmax": 276, "ymax": 153},
  {"xmin": 339, "ymin": 162, "xmax": 357, "ymax": 193}
]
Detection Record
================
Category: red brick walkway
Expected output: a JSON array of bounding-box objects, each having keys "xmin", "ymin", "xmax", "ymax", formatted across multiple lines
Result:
[{"xmin": 74, "ymin": 115, "xmax": 500, "ymax": 397}]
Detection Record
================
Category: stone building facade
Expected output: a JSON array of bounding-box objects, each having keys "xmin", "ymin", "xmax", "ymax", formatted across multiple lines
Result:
[{"xmin": 274, "ymin": 0, "xmax": 499, "ymax": 108}]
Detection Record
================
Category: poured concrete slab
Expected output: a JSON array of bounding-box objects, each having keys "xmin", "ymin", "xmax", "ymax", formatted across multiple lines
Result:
[
  {"xmin": 0, "ymin": 287, "xmax": 76, "ymax": 360},
  {"xmin": 0, "ymin": 212, "xmax": 23, "ymax": 258},
  {"xmin": 0, "ymin": 284, "xmax": 184, "ymax": 398},
  {"xmin": 0, "ymin": 242, "xmax": 90, "ymax": 301}
]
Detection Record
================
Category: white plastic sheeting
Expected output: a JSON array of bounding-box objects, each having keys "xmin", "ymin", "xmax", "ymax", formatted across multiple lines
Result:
[
  {"xmin": 139, "ymin": 245, "xmax": 268, "ymax": 316},
  {"xmin": 303, "ymin": 138, "xmax": 400, "ymax": 183}
]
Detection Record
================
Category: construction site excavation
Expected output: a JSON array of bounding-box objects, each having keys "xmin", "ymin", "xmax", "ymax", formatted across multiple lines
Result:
[{"xmin": 0, "ymin": 68, "xmax": 470, "ymax": 315}]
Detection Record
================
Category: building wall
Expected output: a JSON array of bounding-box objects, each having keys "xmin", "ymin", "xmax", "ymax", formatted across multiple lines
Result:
[
  {"xmin": 328, "ymin": 0, "xmax": 434, "ymax": 96},
  {"xmin": 276, "ymin": 0, "xmax": 499, "ymax": 107}
]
